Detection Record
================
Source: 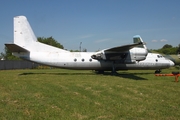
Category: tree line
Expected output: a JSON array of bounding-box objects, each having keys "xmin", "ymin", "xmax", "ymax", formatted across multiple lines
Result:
[
  {"xmin": 1, "ymin": 37, "xmax": 180, "ymax": 60},
  {"xmin": 151, "ymin": 44, "xmax": 180, "ymax": 55}
]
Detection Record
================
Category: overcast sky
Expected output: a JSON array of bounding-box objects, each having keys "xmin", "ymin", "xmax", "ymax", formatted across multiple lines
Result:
[{"xmin": 0, "ymin": 0, "xmax": 180, "ymax": 52}]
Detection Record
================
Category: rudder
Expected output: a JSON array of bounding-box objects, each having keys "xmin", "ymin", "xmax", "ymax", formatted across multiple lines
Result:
[{"xmin": 14, "ymin": 16, "xmax": 37, "ymax": 47}]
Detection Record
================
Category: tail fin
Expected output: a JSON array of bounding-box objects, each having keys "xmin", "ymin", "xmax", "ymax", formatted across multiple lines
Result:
[
  {"xmin": 12, "ymin": 16, "xmax": 68, "ymax": 53},
  {"xmin": 133, "ymin": 35, "xmax": 147, "ymax": 49},
  {"xmin": 14, "ymin": 16, "xmax": 37, "ymax": 47}
]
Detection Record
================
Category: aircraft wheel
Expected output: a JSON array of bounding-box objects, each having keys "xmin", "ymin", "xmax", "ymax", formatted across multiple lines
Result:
[
  {"xmin": 155, "ymin": 70, "xmax": 161, "ymax": 74},
  {"xmin": 111, "ymin": 71, "xmax": 119, "ymax": 76},
  {"xmin": 172, "ymin": 71, "xmax": 179, "ymax": 75},
  {"xmin": 95, "ymin": 70, "xmax": 104, "ymax": 74}
]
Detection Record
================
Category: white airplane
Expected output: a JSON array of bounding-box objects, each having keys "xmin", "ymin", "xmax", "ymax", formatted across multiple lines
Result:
[{"xmin": 5, "ymin": 16, "xmax": 174, "ymax": 74}]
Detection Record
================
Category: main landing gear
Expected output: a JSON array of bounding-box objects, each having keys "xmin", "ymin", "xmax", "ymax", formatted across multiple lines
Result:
[
  {"xmin": 95, "ymin": 62, "xmax": 118, "ymax": 75},
  {"xmin": 155, "ymin": 69, "xmax": 161, "ymax": 74},
  {"xmin": 111, "ymin": 61, "xmax": 119, "ymax": 75},
  {"xmin": 95, "ymin": 70, "xmax": 104, "ymax": 74}
]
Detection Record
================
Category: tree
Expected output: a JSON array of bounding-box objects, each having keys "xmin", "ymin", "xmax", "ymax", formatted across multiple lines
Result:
[
  {"xmin": 82, "ymin": 48, "xmax": 87, "ymax": 52},
  {"xmin": 177, "ymin": 44, "xmax": 180, "ymax": 54},
  {"xmin": 162, "ymin": 44, "xmax": 173, "ymax": 49},
  {"xmin": 153, "ymin": 44, "xmax": 179, "ymax": 55},
  {"xmin": 38, "ymin": 36, "xmax": 64, "ymax": 49},
  {"xmin": 70, "ymin": 48, "xmax": 87, "ymax": 52},
  {"xmin": 0, "ymin": 47, "xmax": 20, "ymax": 60},
  {"xmin": 70, "ymin": 50, "xmax": 80, "ymax": 52}
]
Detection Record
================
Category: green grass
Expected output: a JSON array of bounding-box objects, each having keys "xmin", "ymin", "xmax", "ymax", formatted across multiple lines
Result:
[{"xmin": 0, "ymin": 68, "xmax": 180, "ymax": 119}]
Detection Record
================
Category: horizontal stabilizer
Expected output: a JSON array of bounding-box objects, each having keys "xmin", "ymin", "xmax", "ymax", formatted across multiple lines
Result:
[{"xmin": 5, "ymin": 44, "xmax": 29, "ymax": 52}]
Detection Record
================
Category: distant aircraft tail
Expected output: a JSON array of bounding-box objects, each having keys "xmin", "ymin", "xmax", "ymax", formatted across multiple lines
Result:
[{"xmin": 133, "ymin": 35, "xmax": 147, "ymax": 49}]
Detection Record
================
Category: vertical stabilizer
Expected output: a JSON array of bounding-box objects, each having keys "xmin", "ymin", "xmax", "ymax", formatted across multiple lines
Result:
[
  {"xmin": 133, "ymin": 35, "xmax": 147, "ymax": 49},
  {"xmin": 14, "ymin": 16, "xmax": 37, "ymax": 47}
]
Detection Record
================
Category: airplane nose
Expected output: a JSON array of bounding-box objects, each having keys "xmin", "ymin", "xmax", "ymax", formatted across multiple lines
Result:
[{"xmin": 169, "ymin": 60, "xmax": 175, "ymax": 67}]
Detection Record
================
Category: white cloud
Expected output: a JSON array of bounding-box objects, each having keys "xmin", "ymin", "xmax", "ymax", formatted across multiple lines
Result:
[
  {"xmin": 160, "ymin": 39, "xmax": 168, "ymax": 42},
  {"xmin": 151, "ymin": 39, "xmax": 168, "ymax": 43},
  {"xmin": 152, "ymin": 40, "xmax": 158, "ymax": 42}
]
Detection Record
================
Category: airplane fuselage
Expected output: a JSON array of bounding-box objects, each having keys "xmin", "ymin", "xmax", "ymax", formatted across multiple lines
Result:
[{"xmin": 14, "ymin": 51, "xmax": 173, "ymax": 71}]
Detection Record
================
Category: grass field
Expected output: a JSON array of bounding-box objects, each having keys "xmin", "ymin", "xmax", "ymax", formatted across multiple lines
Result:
[{"xmin": 0, "ymin": 67, "xmax": 180, "ymax": 119}]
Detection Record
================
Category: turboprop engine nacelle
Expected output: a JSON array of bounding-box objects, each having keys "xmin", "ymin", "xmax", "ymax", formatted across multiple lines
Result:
[
  {"xmin": 91, "ymin": 47, "xmax": 148, "ymax": 63},
  {"xmin": 91, "ymin": 51, "xmax": 106, "ymax": 60},
  {"xmin": 130, "ymin": 47, "xmax": 148, "ymax": 61}
]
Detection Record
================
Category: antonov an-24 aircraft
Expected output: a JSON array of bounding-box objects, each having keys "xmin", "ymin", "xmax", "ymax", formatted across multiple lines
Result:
[{"xmin": 5, "ymin": 16, "xmax": 174, "ymax": 74}]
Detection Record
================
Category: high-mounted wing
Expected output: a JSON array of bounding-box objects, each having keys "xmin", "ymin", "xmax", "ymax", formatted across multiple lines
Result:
[
  {"xmin": 103, "ymin": 42, "xmax": 143, "ymax": 52},
  {"xmin": 91, "ymin": 35, "xmax": 148, "ymax": 63}
]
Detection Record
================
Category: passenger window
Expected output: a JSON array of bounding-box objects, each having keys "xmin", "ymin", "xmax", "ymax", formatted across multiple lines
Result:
[
  {"xmin": 89, "ymin": 59, "xmax": 92, "ymax": 62},
  {"xmin": 74, "ymin": 58, "xmax": 77, "ymax": 62},
  {"xmin": 82, "ymin": 59, "xmax": 85, "ymax": 62}
]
